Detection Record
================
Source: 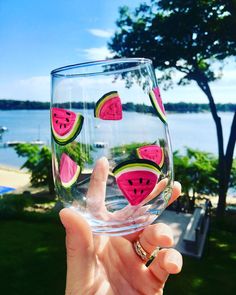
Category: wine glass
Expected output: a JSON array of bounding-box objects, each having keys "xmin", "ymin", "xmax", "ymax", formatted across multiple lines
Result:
[{"xmin": 51, "ymin": 58, "xmax": 173, "ymax": 236}]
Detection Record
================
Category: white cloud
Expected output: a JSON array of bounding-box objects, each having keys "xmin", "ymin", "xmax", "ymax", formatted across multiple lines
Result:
[
  {"xmin": 0, "ymin": 76, "xmax": 50, "ymax": 101},
  {"xmin": 80, "ymin": 46, "xmax": 114, "ymax": 61},
  {"xmin": 88, "ymin": 28, "xmax": 114, "ymax": 38}
]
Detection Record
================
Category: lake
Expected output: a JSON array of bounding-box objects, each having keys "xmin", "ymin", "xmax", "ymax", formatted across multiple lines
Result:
[{"xmin": 0, "ymin": 110, "xmax": 235, "ymax": 168}]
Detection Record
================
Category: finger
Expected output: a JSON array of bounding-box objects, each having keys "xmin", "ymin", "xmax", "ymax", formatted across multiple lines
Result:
[
  {"xmin": 59, "ymin": 208, "xmax": 95, "ymax": 293},
  {"xmin": 167, "ymin": 181, "xmax": 182, "ymax": 206},
  {"xmin": 139, "ymin": 223, "xmax": 174, "ymax": 255},
  {"xmin": 141, "ymin": 178, "xmax": 168, "ymax": 205},
  {"xmin": 125, "ymin": 181, "xmax": 181, "ymax": 242},
  {"xmin": 86, "ymin": 157, "xmax": 109, "ymax": 217},
  {"xmin": 149, "ymin": 248, "xmax": 183, "ymax": 282}
]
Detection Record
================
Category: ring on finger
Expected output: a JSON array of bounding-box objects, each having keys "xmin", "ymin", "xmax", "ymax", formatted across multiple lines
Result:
[{"xmin": 133, "ymin": 240, "xmax": 159, "ymax": 263}]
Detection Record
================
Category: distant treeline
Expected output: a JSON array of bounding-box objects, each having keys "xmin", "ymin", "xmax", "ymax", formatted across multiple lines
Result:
[{"xmin": 0, "ymin": 99, "xmax": 235, "ymax": 113}]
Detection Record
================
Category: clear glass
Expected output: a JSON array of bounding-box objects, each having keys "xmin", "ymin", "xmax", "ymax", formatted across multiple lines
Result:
[{"xmin": 51, "ymin": 58, "xmax": 173, "ymax": 236}]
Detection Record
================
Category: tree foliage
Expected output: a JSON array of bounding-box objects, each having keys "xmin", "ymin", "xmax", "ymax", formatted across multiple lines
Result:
[
  {"xmin": 174, "ymin": 148, "xmax": 219, "ymax": 197},
  {"xmin": 14, "ymin": 143, "xmax": 94, "ymax": 195},
  {"xmin": 15, "ymin": 144, "xmax": 54, "ymax": 194},
  {"xmin": 109, "ymin": 0, "xmax": 236, "ymax": 216},
  {"xmin": 57, "ymin": 142, "xmax": 93, "ymax": 170},
  {"xmin": 109, "ymin": 0, "xmax": 236, "ymax": 86}
]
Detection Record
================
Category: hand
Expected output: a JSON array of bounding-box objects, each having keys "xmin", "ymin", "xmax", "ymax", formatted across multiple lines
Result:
[{"xmin": 60, "ymin": 158, "xmax": 183, "ymax": 295}]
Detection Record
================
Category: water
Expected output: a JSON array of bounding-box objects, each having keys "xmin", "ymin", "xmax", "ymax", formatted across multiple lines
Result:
[{"xmin": 0, "ymin": 110, "xmax": 235, "ymax": 168}]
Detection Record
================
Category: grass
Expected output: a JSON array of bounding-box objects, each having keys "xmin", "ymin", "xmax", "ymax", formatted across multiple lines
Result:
[
  {"xmin": 165, "ymin": 214, "xmax": 236, "ymax": 295},
  {"xmin": 0, "ymin": 214, "xmax": 66, "ymax": 295},
  {"xmin": 0, "ymin": 212, "xmax": 235, "ymax": 294}
]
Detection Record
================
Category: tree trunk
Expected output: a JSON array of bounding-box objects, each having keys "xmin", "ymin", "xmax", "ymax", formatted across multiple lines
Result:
[
  {"xmin": 225, "ymin": 112, "xmax": 236, "ymax": 190},
  {"xmin": 190, "ymin": 70, "xmax": 236, "ymax": 217}
]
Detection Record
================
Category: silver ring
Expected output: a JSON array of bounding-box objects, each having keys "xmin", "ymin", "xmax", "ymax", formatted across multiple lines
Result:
[{"xmin": 133, "ymin": 240, "xmax": 151, "ymax": 262}]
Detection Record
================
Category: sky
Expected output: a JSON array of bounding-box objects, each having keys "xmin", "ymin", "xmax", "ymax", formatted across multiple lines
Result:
[{"xmin": 0, "ymin": 0, "xmax": 235, "ymax": 104}]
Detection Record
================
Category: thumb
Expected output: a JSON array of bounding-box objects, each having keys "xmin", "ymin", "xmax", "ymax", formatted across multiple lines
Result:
[{"xmin": 60, "ymin": 208, "xmax": 95, "ymax": 294}]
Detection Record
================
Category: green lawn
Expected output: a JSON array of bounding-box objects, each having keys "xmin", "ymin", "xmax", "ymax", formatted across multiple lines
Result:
[
  {"xmin": 0, "ymin": 213, "xmax": 235, "ymax": 295},
  {"xmin": 165, "ymin": 215, "xmax": 236, "ymax": 295},
  {"xmin": 0, "ymin": 215, "xmax": 66, "ymax": 295}
]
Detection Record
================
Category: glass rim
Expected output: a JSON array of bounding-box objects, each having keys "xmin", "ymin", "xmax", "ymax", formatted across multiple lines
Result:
[{"xmin": 51, "ymin": 57, "xmax": 153, "ymax": 78}]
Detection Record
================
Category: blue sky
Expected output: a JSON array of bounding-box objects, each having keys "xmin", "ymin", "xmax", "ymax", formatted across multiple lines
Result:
[{"xmin": 0, "ymin": 0, "xmax": 235, "ymax": 103}]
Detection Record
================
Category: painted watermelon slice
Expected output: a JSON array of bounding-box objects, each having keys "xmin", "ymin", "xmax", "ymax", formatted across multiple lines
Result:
[
  {"xmin": 94, "ymin": 91, "xmax": 122, "ymax": 120},
  {"xmin": 149, "ymin": 87, "xmax": 167, "ymax": 124},
  {"xmin": 113, "ymin": 159, "xmax": 161, "ymax": 206},
  {"xmin": 60, "ymin": 153, "xmax": 80, "ymax": 188},
  {"xmin": 137, "ymin": 145, "xmax": 164, "ymax": 168},
  {"xmin": 51, "ymin": 107, "xmax": 84, "ymax": 145}
]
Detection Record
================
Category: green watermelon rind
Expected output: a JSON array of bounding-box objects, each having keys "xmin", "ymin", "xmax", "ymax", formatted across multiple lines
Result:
[
  {"xmin": 94, "ymin": 91, "xmax": 119, "ymax": 118},
  {"xmin": 51, "ymin": 114, "xmax": 84, "ymax": 146},
  {"xmin": 61, "ymin": 164, "xmax": 81, "ymax": 188},
  {"xmin": 149, "ymin": 90, "xmax": 167, "ymax": 124},
  {"xmin": 113, "ymin": 159, "xmax": 161, "ymax": 177},
  {"xmin": 114, "ymin": 166, "xmax": 161, "ymax": 180}
]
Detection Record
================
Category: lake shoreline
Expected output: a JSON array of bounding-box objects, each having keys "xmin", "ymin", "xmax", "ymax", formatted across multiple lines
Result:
[{"xmin": 0, "ymin": 99, "xmax": 235, "ymax": 113}]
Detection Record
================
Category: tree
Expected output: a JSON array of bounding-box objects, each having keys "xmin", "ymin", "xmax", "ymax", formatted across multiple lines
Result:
[
  {"xmin": 109, "ymin": 0, "xmax": 236, "ymax": 216},
  {"xmin": 174, "ymin": 148, "xmax": 219, "ymax": 197},
  {"xmin": 14, "ymin": 143, "xmax": 94, "ymax": 196},
  {"xmin": 15, "ymin": 144, "xmax": 55, "ymax": 195}
]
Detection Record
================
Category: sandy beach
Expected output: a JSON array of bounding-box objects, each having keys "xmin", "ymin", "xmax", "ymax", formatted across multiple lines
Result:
[{"xmin": 0, "ymin": 165, "xmax": 31, "ymax": 191}]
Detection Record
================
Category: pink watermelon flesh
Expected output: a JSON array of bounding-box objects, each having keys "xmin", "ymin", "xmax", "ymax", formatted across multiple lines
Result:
[
  {"xmin": 98, "ymin": 96, "xmax": 122, "ymax": 120},
  {"xmin": 153, "ymin": 87, "xmax": 166, "ymax": 115},
  {"xmin": 137, "ymin": 145, "xmax": 164, "ymax": 167},
  {"xmin": 116, "ymin": 170, "xmax": 158, "ymax": 205},
  {"xmin": 52, "ymin": 108, "xmax": 77, "ymax": 136},
  {"xmin": 60, "ymin": 153, "xmax": 80, "ymax": 187}
]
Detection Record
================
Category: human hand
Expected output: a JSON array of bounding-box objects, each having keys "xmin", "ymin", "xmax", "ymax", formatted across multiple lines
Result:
[{"xmin": 60, "ymin": 158, "xmax": 183, "ymax": 295}]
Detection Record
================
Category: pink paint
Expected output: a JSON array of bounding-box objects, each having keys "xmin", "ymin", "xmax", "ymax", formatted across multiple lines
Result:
[
  {"xmin": 99, "ymin": 96, "xmax": 122, "ymax": 120},
  {"xmin": 116, "ymin": 170, "xmax": 159, "ymax": 205},
  {"xmin": 52, "ymin": 107, "xmax": 77, "ymax": 136},
  {"xmin": 137, "ymin": 145, "xmax": 164, "ymax": 167},
  {"xmin": 153, "ymin": 87, "xmax": 166, "ymax": 115}
]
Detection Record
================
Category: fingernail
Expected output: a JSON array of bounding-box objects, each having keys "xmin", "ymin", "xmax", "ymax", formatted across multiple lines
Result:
[{"xmin": 166, "ymin": 253, "xmax": 182, "ymax": 273}]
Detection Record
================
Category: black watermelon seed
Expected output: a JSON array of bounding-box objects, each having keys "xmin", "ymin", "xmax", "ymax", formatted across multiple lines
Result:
[
  {"xmin": 141, "ymin": 189, "xmax": 144, "ymax": 194},
  {"xmin": 134, "ymin": 188, "xmax": 137, "ymax": 194},
  {"xmin": 56, "ymin": 120, "xmax": 58, "ymax": 124},
  {"xmin": 66, "ymin": 112, "xmax": 71, "ymax": 116},
  {"xmin": 60, "ymin": 124, "xmax": 62, "ymax": 129},
  {"xmin": 66, "ymin": 118, "xmax": 69, "ymax": 122},
  {"xmin": 146, "ymin": 179, "xmax": 150, "ymax": 185},
  {"xmin": 64, "ymin": 124, "xmax": 66, "ymax": 128},
  {"xmin": 139, "ymin": 178, "xmax": 143, "ymax": 184},
  {"xmin": 128, "ymin": 179, "xmax": 133, "ymax": 185}
]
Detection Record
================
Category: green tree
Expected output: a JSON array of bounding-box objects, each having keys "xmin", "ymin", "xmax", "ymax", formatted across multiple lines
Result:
[
  {"xmin": 175, "ymin": 148, "xmax": 219, "ymax": 197},
  {"xmin": 15, "ymin": 143, "xmax": 94, "ymax": 195},
  {"xmin": 174, "ymin": 148, "xmax": 220, "ymax": 211},
  {"xmin": 15, "ymin": 144, "xmax": 55, "ymax": 195},
  {"xmin": 109, "ymin": 0, "xmax": 236, "ymax": 216},
  {"xmin": 58, "ymin": 141, "xmax": 93, "ymax": 169}
]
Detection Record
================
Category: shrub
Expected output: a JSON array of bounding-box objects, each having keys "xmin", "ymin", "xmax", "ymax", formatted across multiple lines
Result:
[{"xmin": 0, "ymin": 193, "xmax": 32, "ymax": 219}]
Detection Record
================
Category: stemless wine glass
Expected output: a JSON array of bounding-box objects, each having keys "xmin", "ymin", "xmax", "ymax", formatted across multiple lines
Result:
[{"xmin": 51, "ymin": 58, "xmax": 173, "ymax": 236}]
